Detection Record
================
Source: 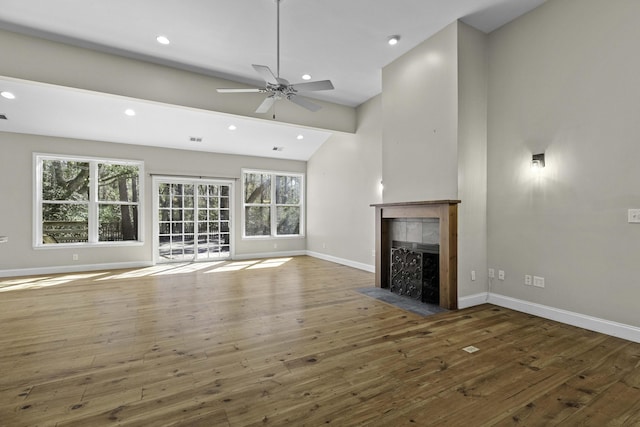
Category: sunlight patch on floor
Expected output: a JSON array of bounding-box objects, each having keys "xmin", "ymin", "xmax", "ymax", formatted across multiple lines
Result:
[
  {"xmin": 95, "ymin": 264, "xmax": 179, "ymax": 280},
  {"xmin": 247, "ymin": 258, "xmax": 292, "ymax": 269},
  {"xmin": 0, "ymin": 257, "xmax": 296, "ymax": 291},
  {"xmin": 206, "ymin": 260, "xmax": 260, "ymax": 273},
  {"xmin": 152, "ymin": 262, "xmax": 222, "ymax": 276},
  {"xmin": 0, "ymin": 272, "xmax": 107, "ymax": 292}
]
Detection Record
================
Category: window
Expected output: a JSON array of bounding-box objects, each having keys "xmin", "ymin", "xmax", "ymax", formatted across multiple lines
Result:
[
  {"xmin": 243, "ymin": 170, "xmax": 304, "ymax": 237},
  {"xmin": 35, "ymin": 154, "xmax": 143, "ymax": 246}
]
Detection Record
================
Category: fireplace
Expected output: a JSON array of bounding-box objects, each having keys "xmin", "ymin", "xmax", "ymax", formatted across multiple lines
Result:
[
  {"xmin": 390, "ymin": 242, "xmax": 440, "ymax": 304},
  {"xmin": 371, "ymin": 200, "xmax": 460, "ymax": 310}
]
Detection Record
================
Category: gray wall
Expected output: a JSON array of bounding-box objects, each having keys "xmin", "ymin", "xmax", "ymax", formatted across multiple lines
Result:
[
  {"xmin": 379, "ymin": 21, "xmax": 489, "ymax": 298},
  {"xmin": 306, "ymin": 95, "xmax": 382, "ymax": 268},
  {"xmin": 0, "ymin": 132, "xmax": 306, "ymax": 272},
  {"xmin": 487, "ymin": 0, "xmax": 640, "ymax": 327},
  {"xmin": 457, "ymin": 23, "xmax": 488, "ymax": 297},
  {"xmin": 381, "ymin": 22, "xmax": 459, "ymax": 203}
]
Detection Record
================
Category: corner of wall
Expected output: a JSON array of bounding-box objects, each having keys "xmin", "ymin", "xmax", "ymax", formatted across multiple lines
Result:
[{"xmin": 456, "ymin": 21, "xmax": 489, "ymax": 299}]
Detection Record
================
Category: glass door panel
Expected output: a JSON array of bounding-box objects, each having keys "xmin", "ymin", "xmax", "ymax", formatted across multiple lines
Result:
[{"xmin": 156, "ymin": 179, "xmax": 232, "ymax": 263}]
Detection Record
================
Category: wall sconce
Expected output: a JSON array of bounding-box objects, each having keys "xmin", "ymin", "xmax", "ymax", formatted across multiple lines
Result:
[{"xmin": 531, "ymin": 153, "xmax": 545, "ymax": 169}]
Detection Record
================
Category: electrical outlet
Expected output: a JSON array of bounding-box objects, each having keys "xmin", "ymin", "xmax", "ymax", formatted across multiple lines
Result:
[
  {"xmin": 629, "ymin": 209, "xmax": 640, "ymax": 223},
  {"xmin": 533, "ymin": 276, "xmax": 545, "ymax": 288},
  {"xmin": 471, "ymin": 270, "xmax": 476, "ymax": 281},
  {"xmin": 371, "ymin": 249, "xmax": 376, "ymax": 257},
  {"xmin": 498, "ymin": 270, "xmax": 505, "ymax": 280},
  {"xmin": 488, "ymin": 268, "xmax": 495, "ymax": 278},
  {"xmin": 72, "ymin": 254, "xmax": 79, "ymax": 261},
  {"xmin": 273, "ymin": 243, "xmax": 278, "ymax": 249},
  {"xmin": 525, "ymin": 275, "xmax": 532, "ymax": 286}
]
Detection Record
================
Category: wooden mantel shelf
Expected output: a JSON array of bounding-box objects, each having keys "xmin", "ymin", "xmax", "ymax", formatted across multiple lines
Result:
[
  {"xmin": 370, "ymin": 200, "xmax": 461, "ymax": 208},
  {"xmin": 370, "ymin": 200, "xmax": 461, "ymax": 310}
]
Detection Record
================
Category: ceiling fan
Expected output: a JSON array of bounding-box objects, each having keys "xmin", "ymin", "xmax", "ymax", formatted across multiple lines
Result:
[{"xmin": 216, "ymin": 0, "xmax": 334, "ymax": 113}]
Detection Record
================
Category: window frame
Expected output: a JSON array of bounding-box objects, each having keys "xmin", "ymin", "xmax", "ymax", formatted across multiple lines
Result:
[
  {"xmin": 241, "ymin": 169, "xmax": 305, "ymax": 239},
  {"xmin": 33, "ymin": 153, "xmax": 144, "ymax": 248}
]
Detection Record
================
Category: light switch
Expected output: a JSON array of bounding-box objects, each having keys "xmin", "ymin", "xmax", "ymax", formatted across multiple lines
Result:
[{"xmin": 533, "ymin": 276, "xmax": 545, "ymax": 288}]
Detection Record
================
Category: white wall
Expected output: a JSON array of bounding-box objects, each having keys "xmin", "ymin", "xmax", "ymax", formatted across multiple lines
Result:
[
  {"xmin": 381, "ymin": 22, "xmax": 459, "ymax": 203},
  {"xmin": 306, "ymin": 95, "xmax": 382, "ymax": 269},
  {"xmin": 0, "ymin": 132, "xmax": 306, "ymax": 273},
  {"xmin": 487, "ymin": 0, "xmax": 640, "ymax": 327}
]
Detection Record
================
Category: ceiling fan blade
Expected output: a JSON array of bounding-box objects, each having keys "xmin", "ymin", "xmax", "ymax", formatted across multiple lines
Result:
[
  {"xmin": 217, "ymin": 88, "xmax": 263, "ymax": 93},
  {"xmin": 256, "ymin": 96, "xmax": 276, "ymax": 114},
  {"xmin": 288, "ymin": 95, "xmax": 322, "ymax": 112},
  {"xmin": 290, "ymin": 80, "xmax": 334, "ymax": 92},
  {"xmin": 252, "ymin": 64, "xmax": 279, "ymax": 85}
]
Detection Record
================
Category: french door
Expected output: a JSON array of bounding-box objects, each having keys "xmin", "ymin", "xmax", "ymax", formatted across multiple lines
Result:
[{"xmin": 154, "ymin": 177, "xmax": 233, "ymax": 262}]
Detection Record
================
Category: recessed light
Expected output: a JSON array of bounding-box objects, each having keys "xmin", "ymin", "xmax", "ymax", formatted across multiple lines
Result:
[
  {"xmin": 388, "ymin": 35, "xmax": 401, "ymax": 46},
  {"xmin": 228, "ymin": 124, "xmax": 237, "ymax": 131},
  {"xmin": 1, "ymin": 91, "xmax": 16, "ymax": 100},
  {"xmin": 296, "ymin": 134, "xmax": 304, "ymax": 140},
  {"xmin": 124, "ymin": 109, "xmax": 136, "ymax": 116},
  {"xmin": 156, "ymin": 35, "xmax": 170, "ymax": 45},
  {"xmin": 301, "ymin": 74, "xmax": 312, "ymax": 81}
]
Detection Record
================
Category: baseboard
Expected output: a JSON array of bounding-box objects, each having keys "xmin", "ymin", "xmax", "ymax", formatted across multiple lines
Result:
[
  {"xmin": 0, "ymin": 261, "xmax": 154, "ymax": 278},
  {"xmin": 233, "ymin": 250, "xmax": 307, "ymax": 261},
  {"xmin": 486, "ymin": 293, "xmax": 640, "ymax": 344},
  {"xmin": 458, "ymin": 292, "xmax": 489, "ymax": 309},
  {"xmin": 306, "ymin": 251, "xmax": 375, "ymax": 273}
]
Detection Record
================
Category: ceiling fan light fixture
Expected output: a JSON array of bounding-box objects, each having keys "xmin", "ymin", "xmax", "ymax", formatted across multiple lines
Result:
[
  {"xmin": 388, "ymin": 35, "xmax": 401, "ymax": 46},
  {"xmin": 301, "ymin": 74, "xmax": 312, "ymax": 81},
  {"xmin": 215, "ymin": 0, "xmax": 333, "ymax": 114}
]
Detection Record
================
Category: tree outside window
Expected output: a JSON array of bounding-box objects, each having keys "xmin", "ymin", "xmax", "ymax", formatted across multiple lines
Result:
[
  {"xmin": 36, "ymin": 155, "xmax": 142, "ymax": 246},
  {"xmin": 243, "ymin": 170, "xmax": 303, "ymax": 237}
]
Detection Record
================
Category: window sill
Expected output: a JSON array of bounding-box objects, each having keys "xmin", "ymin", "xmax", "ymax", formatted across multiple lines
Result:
[
  {"xmin": 34, "ymin": 241, "xmax": 144, "ymax": 250},
  {"xmin": 242, "ymin": 235, "xmax": 305, "ymax": 241}
]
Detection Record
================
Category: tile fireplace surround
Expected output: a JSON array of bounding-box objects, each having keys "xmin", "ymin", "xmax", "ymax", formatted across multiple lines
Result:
[{"xmin": 370, "ymin": 200, "xmax": 461, "ymax": 310}]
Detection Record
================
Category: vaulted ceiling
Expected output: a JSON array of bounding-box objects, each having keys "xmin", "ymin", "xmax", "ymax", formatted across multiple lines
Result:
[{"xmin": 0, "ymin": 0, "xmax": 545, "ymax": 160}]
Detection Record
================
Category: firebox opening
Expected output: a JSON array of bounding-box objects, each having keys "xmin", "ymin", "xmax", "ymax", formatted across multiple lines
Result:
[{"xmin": 390, "ymin": 241, "xmax": 440, "ymax": 304}]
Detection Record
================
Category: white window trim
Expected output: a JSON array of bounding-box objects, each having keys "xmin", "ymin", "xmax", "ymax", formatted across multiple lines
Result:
[
  {"xmin": 33, "ymin": 153, "xmax": 145, "ymax": 248},
  {"xmin": 241, "ymin": 168, "xmax": 305, "ymax": 239}
]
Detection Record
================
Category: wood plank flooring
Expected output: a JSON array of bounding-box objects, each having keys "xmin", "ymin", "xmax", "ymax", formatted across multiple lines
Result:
[{"xmin": 0, "ymin": 256, "xmax": 639, "ymax": 426}]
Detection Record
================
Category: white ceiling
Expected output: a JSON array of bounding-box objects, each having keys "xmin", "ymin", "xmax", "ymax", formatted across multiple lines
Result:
[{"xmin": 0, "ymin": 0, "xmax": 545, "ymax": 160}]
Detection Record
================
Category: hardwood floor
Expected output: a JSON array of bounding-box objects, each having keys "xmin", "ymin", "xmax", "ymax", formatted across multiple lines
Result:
[{"xmin": 1, "ymin": 256, "xmax": 639, "ymax": 426}]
